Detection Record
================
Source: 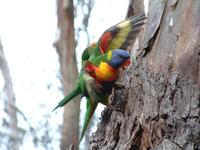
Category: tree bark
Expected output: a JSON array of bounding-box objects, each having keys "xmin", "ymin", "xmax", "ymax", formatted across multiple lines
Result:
[
  {"xmin": 54, "ymin": 0, "xmax": 80, "ymax": 149},
  {"xmin": 0, "ymin": 40, "xmax": 19, "ymax": 150},
  {"xmin": 126, "ymin": 0, "xmax": 144, "ymax": 17},
  {"xmin": 89, "ymin": 0, "xmax": 200, "ymax": 150}
]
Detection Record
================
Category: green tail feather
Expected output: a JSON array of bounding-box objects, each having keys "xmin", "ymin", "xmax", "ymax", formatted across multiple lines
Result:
[
  {"xmin": 79, "ymin": 99, "xmax": 98, "ymax": 142},
  {"xmin": 53, "ymin": 85, "xmax": 82, "ymax": 111}
]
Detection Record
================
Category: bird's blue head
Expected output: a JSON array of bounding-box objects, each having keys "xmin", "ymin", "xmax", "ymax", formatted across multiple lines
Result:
[{"xmin": 108, "ymin": 49, "xmax": 130, "ymax": 69}]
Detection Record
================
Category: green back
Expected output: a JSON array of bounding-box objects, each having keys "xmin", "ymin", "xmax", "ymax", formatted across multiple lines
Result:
[{"xmin": 89, "ymin": 50, "xmax": 110, "ymax": 66}]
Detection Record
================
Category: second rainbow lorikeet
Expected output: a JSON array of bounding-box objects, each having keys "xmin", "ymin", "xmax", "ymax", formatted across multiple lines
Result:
[{"xmin": 53, "ymin": 13, "xmax": 146, "ymax": 142}]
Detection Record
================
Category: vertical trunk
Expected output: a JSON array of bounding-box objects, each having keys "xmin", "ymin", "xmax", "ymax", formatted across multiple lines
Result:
[
  {"xmin": 89, "ymin": 0, "xmax": 200, "ymax": 149},
  {"xmin": 126, "ymin": 0, "xmax": 144, "ymax": 17},
  {"xmin": 0, "ymin": 41, "xmax": 19, "ymax": 150},
  {"xmin": 54, "ymin": 0, "xmax": 80, "ymax": 149}
]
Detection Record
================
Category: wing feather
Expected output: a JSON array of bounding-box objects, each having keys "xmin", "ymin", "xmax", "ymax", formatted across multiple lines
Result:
[{"xmin": 98, "ymin": 13, "xmax": 146, "ymax": 54}]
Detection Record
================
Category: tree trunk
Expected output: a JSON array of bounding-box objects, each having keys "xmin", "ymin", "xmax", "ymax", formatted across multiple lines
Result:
[
  {"xmin": 0, "ymin": 41, "xmax": 19, "ymax": 150},
  {"xmin": 126, "ymin": 0, "xmax": 144, "ymax": 17},
  {"xmin": 89, "ymin": 0, "xmax": 200, "ymax": 150},
  {"xmin": 54, "ymin": 0, "xmax": 80, "ymax": 149}
]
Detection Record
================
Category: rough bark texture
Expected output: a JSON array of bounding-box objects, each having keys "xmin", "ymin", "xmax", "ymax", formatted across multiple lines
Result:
[
  {"xmin": 89, "ymin": 0, "xmax": 200, "ymax": 150},
  {"xmin": 54, "ymin": 0, "xmax": 80, "ymax": 149},
  {"xmin": 126, "ymin": 0, "xmax": 144, "ymax": 17},
  {"xmin": 0, "ymin": 41, "xmax": 19, "ymax": 150}
]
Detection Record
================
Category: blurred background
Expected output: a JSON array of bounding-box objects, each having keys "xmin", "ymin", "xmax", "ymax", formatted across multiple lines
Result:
[{"xmin": 0, "ymin": 0, "xmax": 130, "ymax": 149}]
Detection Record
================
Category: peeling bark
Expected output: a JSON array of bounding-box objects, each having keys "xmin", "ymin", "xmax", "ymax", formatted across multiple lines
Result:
[
  {"xmin": 126, "ymin": 0, "xmax": 144, "ymax": 17},
  {"xmin": 142, "ymin": 0, "xmax": 167, "ymax": 55},
  {"xmin": 89, "ymin": 1, "xmax": 200, "ymax": 150}
]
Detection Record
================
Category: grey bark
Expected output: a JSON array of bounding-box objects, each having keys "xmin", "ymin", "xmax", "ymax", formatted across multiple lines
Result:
[
  {"xmin": 0, "ymin": 40, "xmax": 19, "ymax": 150},
  {"xmin": 89, "ymin": 0, "xmax": 200, "ymax": 150},
  {"xmin": 126, "ymin": 0, "xmax": 144, "ymax": 17},
  {"xmin": 54, "ymin": 0, "xmax": 80, "ymax": 149}
]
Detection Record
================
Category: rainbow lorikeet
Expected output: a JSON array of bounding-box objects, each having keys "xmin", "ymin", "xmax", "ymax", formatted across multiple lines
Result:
[
  {"xmin": 53, "ymin": 13, "xmax": 146, "ymax": 141},
  {"xmin": 79, "ymin": 14, "xmax": 145, "ymax": 140},
  {"xmin": 53, "ymin": 50, "xmax": 131, "ymax": 141},
  {"xmin": 80, "ymin": 49, "xmax": 131, "ymax": 140}
]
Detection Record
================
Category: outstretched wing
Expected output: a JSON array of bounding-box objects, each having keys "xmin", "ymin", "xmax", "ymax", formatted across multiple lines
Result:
[{"xmin": 98, "ymin": 13, "xmax": 146, "ymax": 54}]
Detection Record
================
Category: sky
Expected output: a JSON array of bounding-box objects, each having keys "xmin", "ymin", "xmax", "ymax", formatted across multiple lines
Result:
[
  {"xmin": 0, "ymin": 0, "xmax": 61, "ymax": 149},
  {"xmin": 0, "ymin": 0, "xmax": 139, "ymax": 149}
]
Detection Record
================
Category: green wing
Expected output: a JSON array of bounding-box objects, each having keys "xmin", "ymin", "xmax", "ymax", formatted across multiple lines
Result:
[
  {"xmin": 53, "ymin": 85, "xmax": 82, "ymax": 111},
  {"xmin": 53, "ymin": 71, "xmax": 87, "ymax": 111}
]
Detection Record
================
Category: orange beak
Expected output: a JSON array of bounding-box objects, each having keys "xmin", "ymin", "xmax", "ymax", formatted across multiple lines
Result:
[{"xmin": 122, "ymin": 59, "xmax": 131, "ymax": 67}]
